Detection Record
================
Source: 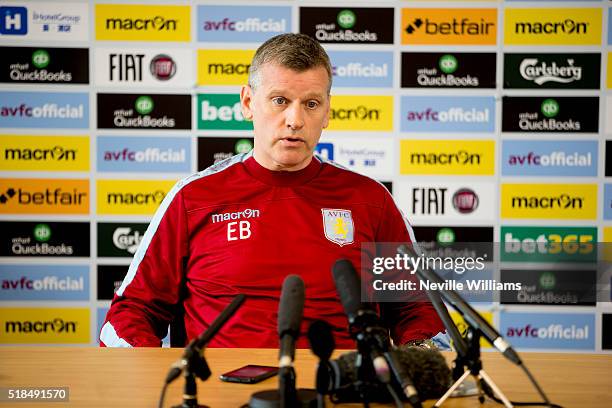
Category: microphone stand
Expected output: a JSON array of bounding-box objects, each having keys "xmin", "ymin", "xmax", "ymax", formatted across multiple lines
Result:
[
  {"xmin": 172, "ymin": 339, "xmax": 212, "ymax": 408},
  {"xmin": 397, "ymin": 246, "xmax": 514, "ymax": 408}
]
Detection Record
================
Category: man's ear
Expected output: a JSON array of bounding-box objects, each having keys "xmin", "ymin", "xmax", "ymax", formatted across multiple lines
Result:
[{"xmin": 240, "ymin": 85, "xmax": 254, "ymax": 121}]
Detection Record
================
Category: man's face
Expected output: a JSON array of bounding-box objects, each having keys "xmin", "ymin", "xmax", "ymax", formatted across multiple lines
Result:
[{"xmin": 240, "ymin": 63, "xmax": 330, "ymax": 171}]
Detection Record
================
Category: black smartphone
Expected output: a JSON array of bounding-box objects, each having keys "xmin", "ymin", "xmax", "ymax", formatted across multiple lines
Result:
[{"xmin": 219, "ymin": 365, "xmax": 279, "ymax": 384}]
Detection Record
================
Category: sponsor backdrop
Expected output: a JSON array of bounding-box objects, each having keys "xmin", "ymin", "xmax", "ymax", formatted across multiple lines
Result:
[{"xmin": 0, "ymin": 0, "xmax": 610, "ymax": 353}]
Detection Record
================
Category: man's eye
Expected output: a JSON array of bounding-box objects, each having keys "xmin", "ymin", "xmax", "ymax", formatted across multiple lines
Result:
[
  {"xmin": 272, "ymin": 97, "xmax": 286, "ymax": 105},
  {"xmin": 306, "ymin": 100, "xmax": 319, "ymax": 109}
]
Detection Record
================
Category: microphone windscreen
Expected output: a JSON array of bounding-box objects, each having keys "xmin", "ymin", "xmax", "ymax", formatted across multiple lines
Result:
[
  {"xmin": 277, "ymin": 274, "xmax": 305, "ymax": 338},
  {"xmin": 308, "ymin": 320, "xmax": 335, "ymax": 361},
  {"xmin": 333, "ymin": 347, "xmax": 451, "ymax": 401},
  {"xmin": 331, "ymin": 259, "xmax": 362, "ymax": 317}
]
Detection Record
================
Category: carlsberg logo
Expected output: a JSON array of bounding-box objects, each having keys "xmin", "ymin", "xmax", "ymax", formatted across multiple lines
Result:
[{"xmin": 520, "ymin": 58, "xmax": 582, "ymax": 85}]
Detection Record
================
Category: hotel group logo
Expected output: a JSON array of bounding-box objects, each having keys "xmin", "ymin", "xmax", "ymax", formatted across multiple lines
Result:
[
  {"xmin": 314, "ymin": 137, "xmax": 393, "ymax": 179},
  {"xmin": 0, "ymin": 135, "xmax": 89, "ymax": 171},
  {"xmin": 501, "ymin": 184, "xmax": 597, "ymax": 220},
  {"xmin": 94, "ymin": 48, "xmax": 193, "ymax": 88},
  {"xmin": 197, "ymin": 137, "xmax": 254, "ymax": 170},
  {"xmin": 0, "ymin": 46, "xmax": 89, "ymax": 84},
  {"xmin": 299, "ymin": 7, "xmax": 394, "ymax": 44},
  {"xmin": 399, "ymin": 140, "xmax": 495, "ymax": 175},
  {"xmin": 327, "ymin": 95, "xmax": 393, "ymax": 131},
  {"xmin": 0, "ymin": 307, "xmax": 90, "ymax": 344},
  {"xmin": 502, "ymin": 97, "xmax": 599, "ymax": 133},
  {"xmin": 97, "ymin": 94, "xmax": 191, "ymax": 130},
  {"xmin": 97, "ymin": 180, "xmax": 175, "ymax": 215},
  {"xmin": 198, "ymin": 94, "xmax": 252, "ymax": 131},
  {"xmin": 0, "ymin": 221, "xmax": 90, "ymax": 257},
  {"xmin": 401, "ymin": 53, "xmax": 496, "ymax": 88},
  {"xmin": 504, "ymin": 8, "xmax": 602, "ymax": 45},
  {"xmin": 401, "ymin": 8, "xmax": 497, "ymax": 45},
  {"xmin": 504, "ymin": 53, "xmax": 600, "ymax": 90},
  {"xmin": 0, "ymin": 179, "xmax": 88, "ymax": 215},
  {"xmin": 501, "ymin": 226, "xmax": 596, "ymax": 263},
  {"xmin": 197, "ymin": 49, "xmax": 254, "ymax": 86},
  {"xmin": 95, "ymin": 4, "xmax": 190, "ymax": 41},
  {"xmin": 197, "ymin": 5, "xmax": 291, "ymax": 43}
]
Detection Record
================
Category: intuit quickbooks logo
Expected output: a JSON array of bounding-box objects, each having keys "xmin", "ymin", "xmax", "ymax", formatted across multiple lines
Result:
[
  {"xmin": 97, "ymin": 93, "xmax": 190, "ymax": 130},
  {"xmin": 401, "ymin": 8, "xmax": 497, "ymax": 45},
  {"xmin": 198, "ymin": 94, "xmax": 252, "ymax": 131},
  {"xmin": 0, "ymin": 92, "xmax": 88, "ymax": 128},
  {"xmin": 401, "ymin": 96, "xmax": 494, "ymax": 132},
  {"xmin": 502, "ymin": 97, "xmax": 598, "ymax": 133},
  {"xmin": 0, "ymin": 265, "xmax": 88, "ymax": 300},
  {"xmin": 198, "ymin": 6, "xmax": 290, "ymax": 42},
  {"xmin": 0, "ymin": 221, "xmax": 89, "ymax": 257},
  {"xmin": 97, "ymin": 136, "xmax": 190, "ymax": 173},
  {"xmin": 401, "ymin": 53, "xmax": 496, "ymax": 89},
  {"xmin": 1, "ymin": 46, "xmax": 89, "ymax": 84},
  {"xmin": 500, "ymin": 312, "xmax": 594, "ymax": 350},
  {"xmin": 502, "ymin": 140, "xmax": 597, "ymax": 177}
]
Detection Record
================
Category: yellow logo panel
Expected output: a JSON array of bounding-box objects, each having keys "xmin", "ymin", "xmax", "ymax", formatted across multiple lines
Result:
[
  {"xmin": 95, "ymin": 4, "xmax": 190, "ymax": 41},
  {"xmin": 0, "ymin": 135, "xmax": 89, "ymax": 171},
  {"xmin": 603, "ymin": 227, "xmax": 612, "ymax": 262},
  {"xmin": 504, "ymin": 8, "xmax": 602, "ymax": 45},
  {"xmin": 0, "ymin": 179, "xmax": 89, "ymax": 215},
  {"xmin": 0, "ymin": 308, "xmax": 90, "ymax": 344},
  {"xmin": 501, "ymin": 184, "xmax": 597, "ymax": 220},
  {"xmin": 400, "ymin": 140, "xmax": 495, "ymax": 175},
  {"xmin": 328, "ymin": 96, "xmax": 393, "ymax": 131},
  {"xmin": 97, "ymin": 179, "xmax": 175, "ymax": 215},
  {"xmin": 450, "ymin": 311, "xmax": 493, "ymax": 348},
  {"xmin": 198, "ymin": 49, "xmax": 255, "ymax": 86},
  {"xmin": 401, "ymin": 8, "xmax": 497, "ymax": 45}
]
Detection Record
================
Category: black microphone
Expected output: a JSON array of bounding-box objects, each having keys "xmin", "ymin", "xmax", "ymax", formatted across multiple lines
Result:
[
  {"xmin": 397, "ymin": 245, "xmax": 522, "ymax": 366},
  {"xmin": 307, "ymin": 320, "xmax": 335, "ymax": 399},
  {"xmin": 278, "ymin": 274, "xmax": 305, "ymax": 368},
  {"xmin": 165, "ymin": 293, "xmax": 246, "ymax": 384},
  {"xmin": 327, "ymin": 347, "xmax": 451, "ymax": 403},
  {"xmin": 332, "ymin": 259, "xmax": 422, "ymax": 408}
]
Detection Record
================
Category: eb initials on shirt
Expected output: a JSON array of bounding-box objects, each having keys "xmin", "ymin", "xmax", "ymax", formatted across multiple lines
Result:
[{"xmin": 227, "ymin": 220, "xmax": 251, "ymax": 241}]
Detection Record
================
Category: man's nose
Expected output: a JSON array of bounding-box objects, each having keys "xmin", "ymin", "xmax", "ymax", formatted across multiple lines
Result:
[{"xmin": 285, "ymin": 103, "xmax": 305, "ymax": 130}]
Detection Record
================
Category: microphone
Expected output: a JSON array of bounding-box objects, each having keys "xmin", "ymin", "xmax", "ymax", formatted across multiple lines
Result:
[
  {"xmin": 278, "ymin": 274, "xmax": 305, "ymax": 368},
  {"xmin": 326, "ymin": 347, "xmax": 451, "ymax": 403},
  {"xmin": 307, "ymin": 320, "xmax": 335, "ymax": 401},
  {"xmin": 332, "ymin": 259, "xmax": 421, "ymax": 407},
  {"xmin": 397, "ymin": 245, "xmax": 522, "ymax": 366},
  {"xmin": 165, "ymin": 293, "xmax": 246, "ymax": 384}
]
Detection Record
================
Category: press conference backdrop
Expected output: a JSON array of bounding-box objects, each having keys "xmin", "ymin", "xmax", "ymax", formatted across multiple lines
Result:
[{"xmin": 0, "ymin": 0, "xmax": 611, "ymax": 352}]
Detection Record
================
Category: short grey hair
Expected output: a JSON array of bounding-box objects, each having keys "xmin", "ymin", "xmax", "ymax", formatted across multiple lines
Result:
[{"xmin": 248, "ymin": 33, "xmax": 332, "ymax": 93}]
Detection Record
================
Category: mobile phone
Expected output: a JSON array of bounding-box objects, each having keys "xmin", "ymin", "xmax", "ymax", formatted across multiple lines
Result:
[{"xmin": 219, "ymin": 365, "xmax": 279, "ymax": 384}]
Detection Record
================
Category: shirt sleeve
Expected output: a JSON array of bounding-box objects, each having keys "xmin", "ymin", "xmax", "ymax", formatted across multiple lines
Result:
[
  {"xmin": 375, "ymin": 189, "xmax": 446, "ymax": 345},
  {"xmin": 99, "ymin": 183, "xmax": 189, "ymax": 347}
]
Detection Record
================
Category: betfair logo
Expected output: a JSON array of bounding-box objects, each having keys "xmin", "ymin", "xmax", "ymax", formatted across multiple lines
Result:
[
  {"xmin": 402, "ymin": 9, "xmax": 497, "ymax": 45},
  {"xmin": 501, "ymin": 184, "xmax": 596, "ymax": 220},
  {"xmin": 400, "ymin": 140, "xmax": 495, "ymax": 175},
  {"xmin": 97, "ymin": 180, "xmax": 175, "ymax": 215},
  {"xmin": 328, "ymin": 95, "xmax": 392, "ymax": 131},
  {"xmin": 504, "ymin": 9, "xmax": 602, "ymax": 45},
  {"xmin": 0, "ymin": 179, "xmax": 89, "ymax": 215},
  {"xmin": 95, "ymin": 5, "xmax": 190, "ymax": 42}
]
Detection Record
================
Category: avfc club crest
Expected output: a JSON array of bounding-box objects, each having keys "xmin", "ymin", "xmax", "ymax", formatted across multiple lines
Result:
[{"xmin": 322, "ymin": 208, "xmax": 354, "ymax": 247}]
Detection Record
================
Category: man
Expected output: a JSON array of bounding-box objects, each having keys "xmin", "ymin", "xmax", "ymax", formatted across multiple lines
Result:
[{"xmin": 100, "ymin": 33, "xmax": 444, "ymax": 348}]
